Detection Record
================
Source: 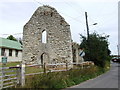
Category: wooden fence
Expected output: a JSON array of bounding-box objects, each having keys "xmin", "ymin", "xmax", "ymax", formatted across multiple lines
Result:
[
  {"xmin": 22, "ymin": 61, "xmax": 94, "ymax": 86},
  {"xmin": 0, "ymin": 61, "xmax": 94, "ymax": 89},
  {"xmin": 0, "ymin": 64, "xmax": 25, "ymax": 89}
]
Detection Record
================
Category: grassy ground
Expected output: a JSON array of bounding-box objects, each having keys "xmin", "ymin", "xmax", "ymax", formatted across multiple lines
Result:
[
  {"xmin": 0, "ymin": 62, "xmax": 43, "ymax": 74},
  {"xmin": 1, "ymin": 62, "xmax": 110, "ymax": 89},
  {"xmin": 25, "ymin": 66, "xmax": 44, "ymax": 74},
  {"xmin": 19, "ymin": 66, "xmax": 107, "ymax": 89},
  {"xmin": 0, "ymin": 62, "xmax": 21, "ymax": 67}
]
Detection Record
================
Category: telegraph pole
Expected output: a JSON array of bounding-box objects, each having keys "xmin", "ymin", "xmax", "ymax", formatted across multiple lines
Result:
[
  {"xmin": 85, "ymin": 12, "xmax": 89, "ymax": 39},
  {"xmin": 117, "ymin": 45, "xmax": 119, "ymax": 58}
]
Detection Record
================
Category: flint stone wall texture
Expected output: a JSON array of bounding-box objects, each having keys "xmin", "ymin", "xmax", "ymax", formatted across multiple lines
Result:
[{"xmin": 22, "ymin": 5, "xmax": 73, "ymax": 64}]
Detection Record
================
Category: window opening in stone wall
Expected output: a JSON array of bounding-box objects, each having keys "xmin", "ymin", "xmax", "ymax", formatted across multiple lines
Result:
[
  {"xmin": 42, "ymin": 30, "xmax": 47, "ymax": 43},
  {"xmin": 1, "ymin": 48, "xmax": 5, "ymax": 56}
]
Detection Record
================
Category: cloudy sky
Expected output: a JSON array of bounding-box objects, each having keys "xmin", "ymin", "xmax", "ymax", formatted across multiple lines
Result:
[{"xmin": 0, "ymin": 0, "xmax": 119, "ymax": 55}]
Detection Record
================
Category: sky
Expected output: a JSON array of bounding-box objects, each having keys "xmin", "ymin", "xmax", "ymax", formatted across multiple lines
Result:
[{"xmin": 0, "ymin": 0, "xmax": 119, "ymax": 55}]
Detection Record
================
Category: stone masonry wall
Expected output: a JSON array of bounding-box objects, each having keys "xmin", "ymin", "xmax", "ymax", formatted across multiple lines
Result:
[
  {"xmin": 72, "ymin": 42, "xmax": 84, "ymax": 63},
  {"xmin": 22, "ymin": 5, "xmax": 73, "ymax": 64}
]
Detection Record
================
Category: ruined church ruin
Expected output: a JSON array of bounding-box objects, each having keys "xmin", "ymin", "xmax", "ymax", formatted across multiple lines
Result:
[{"xmin": 22, "ymin": 5, "xmax": 73, "ymax": 64}]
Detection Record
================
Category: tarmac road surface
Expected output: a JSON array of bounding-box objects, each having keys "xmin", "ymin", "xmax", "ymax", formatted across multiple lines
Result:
[{"xmin": 67, "ymin": 62, "xmax": 119, "ymax": 89}]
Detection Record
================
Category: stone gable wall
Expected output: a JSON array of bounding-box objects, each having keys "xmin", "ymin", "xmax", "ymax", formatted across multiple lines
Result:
[{"xmin": 22, "ymin": 5, "xmax": 73, "ymax": 64}]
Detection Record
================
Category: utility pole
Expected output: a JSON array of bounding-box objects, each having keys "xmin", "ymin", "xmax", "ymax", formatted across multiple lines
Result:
[
  {"xmin": 117, "ymin": 45, "xmax": 119, "ymax": 58},
  {"xmin": 85, "ymin": 12, "xmax": 89, "ymax": 39}
]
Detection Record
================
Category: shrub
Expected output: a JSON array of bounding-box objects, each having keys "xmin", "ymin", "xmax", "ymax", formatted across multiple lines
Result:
[{"xmin": 80, "ymin": 33, "xmax": 111, "ymax": 68}]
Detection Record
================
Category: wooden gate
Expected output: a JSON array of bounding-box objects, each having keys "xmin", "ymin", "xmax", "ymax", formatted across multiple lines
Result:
[{"xmin": 0, "ymin": 66, "xmax": 21, "ymax": 89}]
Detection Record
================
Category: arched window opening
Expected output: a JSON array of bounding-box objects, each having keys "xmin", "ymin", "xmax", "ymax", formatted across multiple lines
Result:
[
  {"xmin": 41, "ymin": 53, "xmax": 49, "ymax": 67},
  {"xmin": 42, "ymin": 30, "xmax": 47, "ymax": 43}
]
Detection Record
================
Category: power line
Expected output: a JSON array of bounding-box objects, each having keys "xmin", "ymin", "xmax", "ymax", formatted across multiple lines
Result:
[
  {"xmin": 33, "ymin": 0, "xmax": 84, "ymax": 25},
  {"xmin": 33, "ymin": 0, "xmax": 44, "ymax": 5},
  {"xmin": 62, "ymin": 1, "xmax": 99, "ymax": 33},
  {"xmin": 64, "ymin": 1, "xmax": 84, "ymax": 17},
  {"xmin": 63, "ymin": 1, "xmax": 96, "ymax": 24},
  {"xmin": 58, "ymin": 11, "xmax": 83, "ymax": 23},
  {"xmin": 63, "ymin": 2, "xmax": 85, "ymax": 25},
  {"xmin": 1, "ymin": 1, "xmax": 86, "ymax": 36},
  {"xmin": 0, "ymin": 33, "xmax": 23, "ymax": 36}
]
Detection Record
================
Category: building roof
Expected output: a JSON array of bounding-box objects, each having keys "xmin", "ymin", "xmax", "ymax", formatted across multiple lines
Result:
[{"xmin": 0, "ymin": 37, "xmax": 22, "ymax": 50}]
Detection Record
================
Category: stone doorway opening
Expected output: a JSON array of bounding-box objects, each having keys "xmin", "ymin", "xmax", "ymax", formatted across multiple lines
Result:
[{"xmin": 41, "ymin": 53, "xmax": 49, "ymax": 65}]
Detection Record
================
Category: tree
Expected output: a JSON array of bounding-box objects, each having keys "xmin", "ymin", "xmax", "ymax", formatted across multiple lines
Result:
[
  {"xmin": 80, "ymin": 32, "xmax": 111, "ymax": 68},
  {"xmin": 18, "ymin": 38, "xmax": 23, "ymax": 45},
  {"xmin": 7, "ymin": 35, "xmax": 18, "ymax": 41}
]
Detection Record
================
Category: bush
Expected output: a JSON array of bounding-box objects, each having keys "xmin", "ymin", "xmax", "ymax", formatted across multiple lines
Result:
[{"xmin": 80, "ymin": 33, "xmax": 111, "ymax": 68}]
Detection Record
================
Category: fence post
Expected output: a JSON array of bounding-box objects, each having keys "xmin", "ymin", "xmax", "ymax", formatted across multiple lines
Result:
[
  {"xmin": 20, "ymin": 63, "xmax": 25, "ymax": 87},
  {"xmin": 43, "ymin": 63, "xmax": 46, "ymax": 73},
  {"xmin": 66, "ymin": 62, "xmax": 68, "ymax": 70},
  {"xmin": 16, "ymin": 66, "xmax": 20, "ymax": 85},
  {"xmin": 81, "ymin": 63, "xmax": 83, "ymax": 69}
]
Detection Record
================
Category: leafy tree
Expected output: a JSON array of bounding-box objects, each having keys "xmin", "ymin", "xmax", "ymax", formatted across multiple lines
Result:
[
  {"xmin": 18, "ymin": 38, "xmax": 23, "ymax": 45},
  {"xmin": 80, "ymin": 32, "xmax": 111, "ymax": 68},
  {"xmin": 7, "ymin": 35, "xmax": 18, "ymax": 41}
]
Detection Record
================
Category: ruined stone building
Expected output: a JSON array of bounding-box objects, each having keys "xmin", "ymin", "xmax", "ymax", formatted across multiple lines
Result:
[
  {"xmin": 72, "ymin": 42, "xmax": 84, "ymax": 63},
  {"xmin": 22, "ymin": 5, "xmax": 73, "ymax": 64}
]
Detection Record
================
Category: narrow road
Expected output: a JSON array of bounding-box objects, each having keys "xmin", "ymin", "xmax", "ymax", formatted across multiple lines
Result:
[{"xmin": 67, "ymin": 62, "xmax": 119, "ymax": 88}]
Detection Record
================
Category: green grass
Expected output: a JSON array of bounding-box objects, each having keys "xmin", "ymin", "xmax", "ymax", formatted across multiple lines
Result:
[
  {"xmin": 0, "ymin": 62, "xmax": 20, "ymax": 76},
  {"xmin": 0, "ymin": 62, "xmax": 21, "ymax": 89},
  {"xmin": 1, "ymin": 62, "xmax": 110, "ymax": 89},
  {"xmin": 20, "ymin": 66, "xmax": 106, "ymax": 89},
  {"xmin": 0, "ymin": 62, "xmax": 43, "ymax": 74},
  {"xmin": 1, "ymin": 62, "xmax": 21, "ymax": 67},
  {"xmin": 25, "ymin": 66, "xmax": 44, "ymax": 74}
]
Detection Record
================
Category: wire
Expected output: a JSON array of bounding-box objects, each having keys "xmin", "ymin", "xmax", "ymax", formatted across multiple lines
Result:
[
  {"xmin": 0, "ymin": 33, "xmax": 23, "ymax": 36},
  {"xmin": 64, "ymin": 1, "xmax": 96, "ymax": 23},
  {"xmin": 33, "ymin": 0, "xmax": 44, "ymax": 6},
  {"xmin": 64, "ymin": 1, "xmax": 84, "ymax": 17},
  {"xmin": 63, "ymin": 2, "xmax": 85, "ymax": 24},
  {"xmin": 1, "ymin": 1, "xmax": 84, "ymax": 36},
  {"xmin": 62, "ymin": 1, "xmax": 98, "ymax": 30},
  {"xmin": 33, "ymin": 0, "xmax": 85, "ymax": 25},
  {"xmin": 64, "ymin": 2, "xmax": 85, "ymax": 18},
  {"xmin": 1, "ymin": 1, "xmax": 86, "ymax": 37}
]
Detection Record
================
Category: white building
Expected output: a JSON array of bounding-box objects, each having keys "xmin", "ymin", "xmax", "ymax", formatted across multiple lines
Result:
[{"xmin": 0, "ymin": 37, "xmax": 22, "ymax": 62}]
